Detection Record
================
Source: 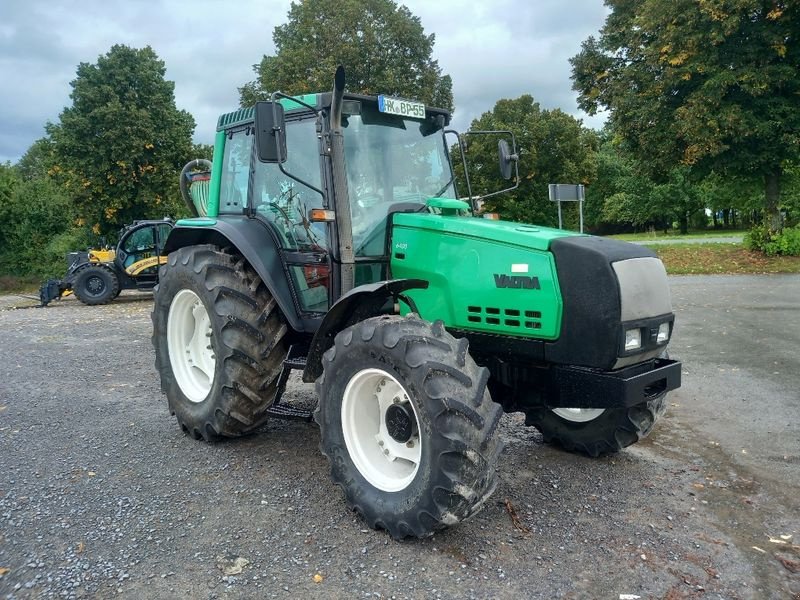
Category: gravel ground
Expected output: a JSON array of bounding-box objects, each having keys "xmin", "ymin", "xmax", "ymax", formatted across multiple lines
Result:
[{"xmin": 0, "ymin": 284, "xmax": 797, "ymax": 599}]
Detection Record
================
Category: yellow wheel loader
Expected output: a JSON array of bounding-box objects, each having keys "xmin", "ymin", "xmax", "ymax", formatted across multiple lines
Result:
[{"xmin": 39, "ymin": 219, "xmax": 174, "ymax": 306}]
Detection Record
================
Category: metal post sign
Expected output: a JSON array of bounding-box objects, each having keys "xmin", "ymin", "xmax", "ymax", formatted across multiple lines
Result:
[{"xmin": 548, "ymin": 183, "xmax": 585, "ymax": 232}]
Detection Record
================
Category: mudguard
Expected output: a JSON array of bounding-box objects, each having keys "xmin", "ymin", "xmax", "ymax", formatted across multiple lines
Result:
[
  {"xmin": 302, "ymin": 278, "xmax": 429, "ymax": 382},
  {"xmin": 163, "ymin": 216, "xmax": 304, "ymax": 332}
]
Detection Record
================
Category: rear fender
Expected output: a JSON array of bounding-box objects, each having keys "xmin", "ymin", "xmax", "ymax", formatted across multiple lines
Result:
[
  {"xmin": 164, "ymin": 217, "xmax": 303, "ymax": 332},
  {"xmin": 302, "ymin": 278, "xmax": 429, "ymax": 382}
]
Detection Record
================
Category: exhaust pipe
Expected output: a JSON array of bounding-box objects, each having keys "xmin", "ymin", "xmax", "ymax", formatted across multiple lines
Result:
[
  {"xmin": 327, "ymin": 65, "xmax": 355, "ymax": 292},
  {"xmin": 330, "ymin": 65, "xmax": 346, "ymax": 134}
]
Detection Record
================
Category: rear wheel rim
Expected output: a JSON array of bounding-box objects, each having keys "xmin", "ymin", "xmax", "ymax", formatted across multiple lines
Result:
[
  {"xmin": 551, "ymin": 408, "xmax": 606, "ymax": 422},
  {"xmin": 167, "ymin": 289, "xmax": 215, "ymax": 403},
  {"xmin": 341, "ymin": 368, "xmax": 421, "ymax": 492}
]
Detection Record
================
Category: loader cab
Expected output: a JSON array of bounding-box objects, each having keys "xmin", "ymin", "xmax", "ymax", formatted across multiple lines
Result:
[{"xmin": 115, "ymin": 220, "xmax": 173, "ymax": 283}]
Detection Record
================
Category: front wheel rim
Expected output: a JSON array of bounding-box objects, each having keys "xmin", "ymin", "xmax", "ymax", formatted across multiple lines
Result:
[
  {"xmin": 551, "ymin": 408, "xmax": 606, "ymax": 423},
  {"xmin": 167, "ymin": 289, "xmax": 215, "ymax": 403},
  {"xmin": 341, "ymin": 368, "xmax": 421, "ymax": 492},
  {"xmin": 86, "ymin": 276, "xmax": 105, "ymax": 296}
]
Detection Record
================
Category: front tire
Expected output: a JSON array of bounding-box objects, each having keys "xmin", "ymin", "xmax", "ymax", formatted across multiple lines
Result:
[
  {"xmin": 316, "ymin": 315, "xmax": 502, "ymax": 539},
  {"xmin": 151, "ymin": 245, "xmax": 288, "ymax": 441},
  {"xmin": 73, "ymin": 265, "xmax": 119, "ymax": 305},
  {"xmin": 525, "ymin": 393, "xmax": 667, "ymax": 457}
]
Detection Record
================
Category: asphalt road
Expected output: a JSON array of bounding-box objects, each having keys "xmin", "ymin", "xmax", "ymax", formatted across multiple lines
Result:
[{"xmin": 0, "ymin": 275, "xmax": 798, "ymax": 599}]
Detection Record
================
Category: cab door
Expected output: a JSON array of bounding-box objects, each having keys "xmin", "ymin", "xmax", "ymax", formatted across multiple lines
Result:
[{"xmin": 250, "ymin": 115, "xmax": 331, "ymax": 314}]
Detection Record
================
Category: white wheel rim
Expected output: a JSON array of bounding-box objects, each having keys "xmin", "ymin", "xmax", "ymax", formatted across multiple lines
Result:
[
  {"xmin": 551, "ymin": 408, "xmax": 606, "ymax": 423},
  {"xmin": 167, "ymin": 289, "xmax": 215, "ymax": 403},
  {"xmin": 341, "ymin": 368, "xmax": 421, "ymax": 493}
]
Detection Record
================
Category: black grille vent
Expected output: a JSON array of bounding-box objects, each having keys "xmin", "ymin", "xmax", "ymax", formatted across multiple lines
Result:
[{"xmin": 465, "ymin": 306, "xmax": 542, "ymax": 329}]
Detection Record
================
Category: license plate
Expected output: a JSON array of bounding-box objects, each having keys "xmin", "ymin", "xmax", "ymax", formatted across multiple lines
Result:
[{"xmin": 377, "ymin": 95, "xmax": 426, "ymax": 119}]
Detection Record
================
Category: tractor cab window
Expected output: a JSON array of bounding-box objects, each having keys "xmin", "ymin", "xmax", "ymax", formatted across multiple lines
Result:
[
  {"xmin": 219, "ymin": 128, "xmax": 252, "ymax": 213},
  {"xmin": 343, "ymin": 106, "xmax": 454, "ymax": 259},
  {"xmin": 252, "ymin": 117, "xmax": 326, "ymax": 252}
]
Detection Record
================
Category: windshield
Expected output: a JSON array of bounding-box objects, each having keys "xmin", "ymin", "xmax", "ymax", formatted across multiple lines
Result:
[{"xmin": 343, "ymin": 108, "xmax": 455, "ymax": 257}]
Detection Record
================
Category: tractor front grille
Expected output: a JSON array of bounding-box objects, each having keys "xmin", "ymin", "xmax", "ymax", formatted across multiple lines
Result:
[{"xmin": 466, "ymin": 306, "xmax": 542, "ymax": 330}]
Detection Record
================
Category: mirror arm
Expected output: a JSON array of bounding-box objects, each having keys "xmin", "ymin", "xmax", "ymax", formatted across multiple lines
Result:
[
  {"xmin": 269, "ymin": 92, "xmax": 325, "ymax": 198},
  {"xmin": 462, "ymin": 130, "xmax": 520, "ymax": 206},
  {"xmin": 444, "ymin": 129, "xmax": 473, "ymax": 207}
]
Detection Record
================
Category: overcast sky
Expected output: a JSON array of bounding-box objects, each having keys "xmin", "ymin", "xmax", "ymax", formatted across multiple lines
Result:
[{"xmin": 0, "ymin": 0, "xmax": 608, "ymax": 164}]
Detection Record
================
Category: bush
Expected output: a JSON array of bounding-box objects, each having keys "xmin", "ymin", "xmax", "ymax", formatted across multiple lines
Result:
[
  {"xmin": 0, "ymin": 177, "xmax": 88, "ymax": 278},
  {"xmin": 745, "ymin": 225, "xmax": 800, "ymax": 256}
]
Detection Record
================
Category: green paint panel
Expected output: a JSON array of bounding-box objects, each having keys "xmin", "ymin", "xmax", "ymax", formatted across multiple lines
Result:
[
  {"xmin": 175, "ymin": 217, "xmax": 217, "ymax": 227},
  {"xmin": 426, "ymin": 197, "xmax": 470, "ymax": 211},
  {"xmin": 390, "ymin": 214, "xmax": 573, "ymax": 340},
  {"xmin": 394, "ymin": 212, "xmax": 582, "ymax": 251}
]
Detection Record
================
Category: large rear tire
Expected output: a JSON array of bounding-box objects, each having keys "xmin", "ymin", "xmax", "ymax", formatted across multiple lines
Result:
[
  {"xmin": 73, "ymin": 265, "xmax": 119, "ymax": 306},
  {"xmin": 151, "ymin": 245, "xmax": 288, "ymax": 441},
  {"xmin": 315, "ymin": 315, "xmax": 502, "ymax": 539}
]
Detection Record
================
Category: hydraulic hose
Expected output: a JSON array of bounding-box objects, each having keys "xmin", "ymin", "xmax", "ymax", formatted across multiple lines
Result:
[{"xmin": 179, "ymin": 159, "xmax": 213, "ymax": 217}]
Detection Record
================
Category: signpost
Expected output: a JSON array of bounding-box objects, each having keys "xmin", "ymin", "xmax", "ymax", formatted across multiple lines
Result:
[{"xmin": 548, "ymin": 183, "xmax": 585, "ymax": 233}]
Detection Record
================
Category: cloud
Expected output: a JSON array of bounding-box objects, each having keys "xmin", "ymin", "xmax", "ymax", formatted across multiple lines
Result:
[{"xmin": 0, "ymin": 0, "xmax": 607, "ymax": 163}]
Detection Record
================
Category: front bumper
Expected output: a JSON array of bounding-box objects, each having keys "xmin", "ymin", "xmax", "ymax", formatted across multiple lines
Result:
[{"xmin": 547, "ymin": 358, "xmax": 681, "ymax": 409}]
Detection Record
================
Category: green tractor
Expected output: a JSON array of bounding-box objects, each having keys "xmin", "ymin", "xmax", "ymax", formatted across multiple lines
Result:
[{"xmin": 152, "ymin": 67, "xmax": 681, "ymax": 539}]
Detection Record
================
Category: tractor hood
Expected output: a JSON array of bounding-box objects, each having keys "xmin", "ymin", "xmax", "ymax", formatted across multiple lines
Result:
[
  {"xmin": 392, "ymin": 213, "xmax": 582, "ymax": 252},
  {"xmin": 390, "ymin": 212, "xmax": 672, "ymax": 370}
]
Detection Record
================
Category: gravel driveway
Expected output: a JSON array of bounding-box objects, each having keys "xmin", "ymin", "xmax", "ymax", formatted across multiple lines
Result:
[{"xmin": 0, "ymin": 278, "xmax": 797, "ymax": 599}]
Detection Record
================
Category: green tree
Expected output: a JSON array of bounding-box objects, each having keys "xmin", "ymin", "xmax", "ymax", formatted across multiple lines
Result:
[
  {"xmin": 571, "ymin": 0, "xmax": 800, "ymax": 232},
  {"xmin": 589, "ymin": 137, "xmax": 659, "ymax": 231},
  {"xmin": 239, "ymin": 0, "xmax": 453, "ymax": 111},
  {"xmin": 14, "ymin": 138, "xmax": 57, "ymax": 181},
  {"xmin": 648, "ymin": 167, "xmax": 705, "ymax": 234},
  {"xmin": 458, "ymin": 96, "xmax": 597, "ymax": 228},
  {"xmin": 0, "ymin": 163, "xmax": 17, "ymax": 205},
  {"xmin": 191, "ymin": 143, "xmax": 214, "ymax": 162},
  {"xmin": 47, "ymin": 45, "xmax": 195, "ymax": 235}
]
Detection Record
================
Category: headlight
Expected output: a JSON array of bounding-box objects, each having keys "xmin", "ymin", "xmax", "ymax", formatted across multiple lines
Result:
[
  {"xmin": 624, "ymin": 328, "xmax": 642, "ymax": 351},
  {"xmin": 657, "ymin": 322, "xmax": 670, "ymax": 343}
]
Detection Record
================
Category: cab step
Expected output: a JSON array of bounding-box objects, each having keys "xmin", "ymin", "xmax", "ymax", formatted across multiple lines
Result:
[
  {"xmin": 266, "ymin": 344, "xmax": 313, "ymax": 422},
  {"xmin": 265, "ymin": 402, "xmax": 313, "ymax": 422}
]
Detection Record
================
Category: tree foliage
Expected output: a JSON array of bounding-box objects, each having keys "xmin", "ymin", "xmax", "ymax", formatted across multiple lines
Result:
[
  {"xmin": 239, "ymin": 0, "xmax": 453, "ymax": 111},
  {"xmin": 590, "ymin": 138, "xmax": 706, "ymax": 233},
  {"xmin": 15, "ymin": 138, "xmax": 57, "ymax": 182},
  {"xmin": 47, "ymin": 45, "xmax": 195, "ymax": 235},
  {"xmin": 0, "ymin": 173, "xmax": 92, "ymax": 278},
  {"xmin": 456, "ymin": 96, "xmax": 597, "ymax": 228},
  {"xmin": 571, "ymin": 0, "xmax": 800, "ymax": 231}
]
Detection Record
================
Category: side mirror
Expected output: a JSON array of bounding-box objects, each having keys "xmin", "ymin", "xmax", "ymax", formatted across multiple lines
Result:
[
  {"xmin": 254, "ymin": 101, "xmax": 287, "ymax": 163},
  {"xmin": 498, "ymin": 139, "xmax": 517, "ymax": 180}
]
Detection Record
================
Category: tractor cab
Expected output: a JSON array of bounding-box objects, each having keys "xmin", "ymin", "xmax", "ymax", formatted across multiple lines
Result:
[
  {"xmin": 115, "ymin": 220, "xmax": 174, "ymax": 281},
  {"xmin": 172, "ymin": 73, "xmax": 516, "ymax": 324}
]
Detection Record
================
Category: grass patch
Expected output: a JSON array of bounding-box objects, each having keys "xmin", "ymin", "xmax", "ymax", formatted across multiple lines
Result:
[
  {"xmin": 609, "ymin": 229, "xmax": 744, "ymax": 242},
  {"xmin": 0, "ymin": 275, "xmax": 43, "ymax": 294},
  {"xmin": 654, "ymin": 243, "xmax": 800, "ymax": 275}
]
